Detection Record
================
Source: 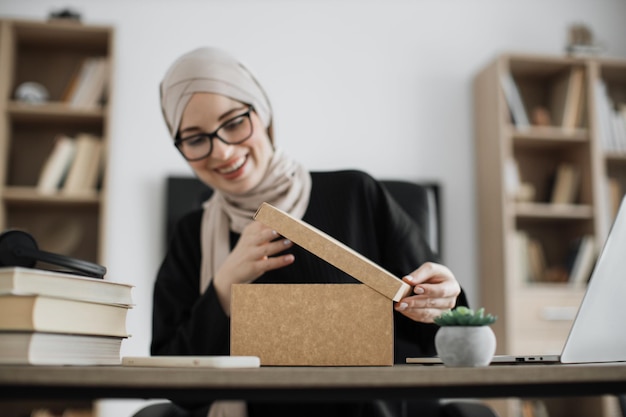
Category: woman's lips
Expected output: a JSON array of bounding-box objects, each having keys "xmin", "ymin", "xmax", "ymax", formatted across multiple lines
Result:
[{"xmin": 215, "ymin": 155, "xmax": 248, "ymax": 178}]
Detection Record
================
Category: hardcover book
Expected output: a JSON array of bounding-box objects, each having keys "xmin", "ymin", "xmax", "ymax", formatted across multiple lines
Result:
[
  {"xmin": 0, "ymin": 267, "xmax": 133, "ymax": 306},
  {"xmin": 0, "ymin": 331, "xmax": 123, "ymax": 365},
  {"xmin": 0, "ymin": 294, "xmax": 130, "ymax": 337}
]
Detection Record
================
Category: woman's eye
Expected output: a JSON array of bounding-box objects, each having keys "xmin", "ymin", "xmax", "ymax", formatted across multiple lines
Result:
[
  {"xmin": 183, "ymin": 135, "xmax": 208, "ymax": 147},
  {"xmin": 222, "ymin": 116, "xmax": 245, "ymax": 132}
]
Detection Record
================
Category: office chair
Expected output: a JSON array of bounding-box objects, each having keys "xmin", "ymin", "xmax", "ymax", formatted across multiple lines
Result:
[{"xmin": 131, "ymin": 177, "xmax": 499, "ymax": 417}]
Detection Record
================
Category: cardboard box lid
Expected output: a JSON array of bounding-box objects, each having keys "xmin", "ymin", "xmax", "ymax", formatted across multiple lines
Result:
[{"xmin": 254, "ymin": 202, "xmax": 411, "ymax": 302}]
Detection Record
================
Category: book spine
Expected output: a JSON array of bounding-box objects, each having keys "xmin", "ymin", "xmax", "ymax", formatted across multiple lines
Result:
[{"xmin": 36, "ymin": 135, "xmax": 77, "ymax": 194}]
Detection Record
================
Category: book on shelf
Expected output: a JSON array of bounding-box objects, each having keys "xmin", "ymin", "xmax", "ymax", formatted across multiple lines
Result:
[
  {"xmin": 595, "ymin": 79, "xmax": 626, "ymax": 153},
  {"xmin": 574, "ymin": 70, "xmax": 587, "ymax": 129},
  {"xmin": 0, "ymin": 294, "xmax": 130, "ymax": 337},
  {"xmin": 612, "ymin": 104, "xmax": 626, "ymax": 152},
  {"xmin": 549, "ymin": 67, "xmax": 585, "ymax": 130},
  {"xmin": 594, "ymin": 78, "xmax": 613, "ymax": 151},
  {"xmin": 0, "ymin": 266, "xmax": 134, "ymax": 306},
  {"xmin": 514, "ymin": 232, "xmax": 572, "ymax": 283},
  {"xmin": 527, "ymin": 237, "xmax": 547, "ymax": 282},
  {"xmin": 36, "ymin": 135, "xmax": 77, "ymax": 194},
  {"xmin": 500, "ymin": 72, "xmax": 530, "ymax": 128},
  {"xmin": 64, "ymin": 57, "xmax": 109, "ymax": 108},
  {"xmin": 607, "ymin": 177, "xmax": 623, "ymax": 221},
  {"xmin": 563, "ymin": 67, "xmax": 585, "ymax": 129},
  {"xmin": 550, "ymin": 163, "xmax": 580, "ymax": 204},
  {"xmin": 61, "ymin": 133, "xmax": 103, "ymax": 195},
  {"xmin": 512, "ymin": 231, "xmax": 530, "ymax": 283},
  {"xmin": 0, "ymin": 331, "xmax": 123, "ymax": 365},
  {"xmin": 567, "ymin": 235, "xmax": 596, "ymax": 288}
]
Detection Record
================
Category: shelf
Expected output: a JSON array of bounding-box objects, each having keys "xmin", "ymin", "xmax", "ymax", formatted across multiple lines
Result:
[
  {"xmin": 518, "ymin": 281, "xmax": 588, "ymax": 294},
  {"xmin": 514, "ymin": 202, "xmax": 593, "ymax": 219},
  {"xmin": 8, "ymin": 101, "xmax": 105, "ymax": 123},
  {"xmin": 13, "ymin": 19, "xmax": 111, "ymax": 48},
  {"xmin": 510, "ymin": 126, "xmax": 589, "ymax": 142},
  {"xmin": 476, "ymin": 51, "xmax": 624, "ymax": 417},
  {"xmin": 2, "ymin": 186, "xmax": 100, "ymax": 206}
]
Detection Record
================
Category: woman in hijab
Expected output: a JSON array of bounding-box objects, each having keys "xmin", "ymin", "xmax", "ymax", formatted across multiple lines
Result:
[{"xmin": 153, "ymin": 47, "xmax": 465, "ymax": 417}]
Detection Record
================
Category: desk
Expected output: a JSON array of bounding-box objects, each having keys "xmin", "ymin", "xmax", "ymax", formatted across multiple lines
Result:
[{"xmin": 2, "ymin": 364, "xmax": 626, "ymax": 402}]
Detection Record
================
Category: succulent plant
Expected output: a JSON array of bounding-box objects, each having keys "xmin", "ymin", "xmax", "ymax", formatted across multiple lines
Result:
[{"xmin": 434, "ymin": 306, "xmax": 497, "ymax": 326}]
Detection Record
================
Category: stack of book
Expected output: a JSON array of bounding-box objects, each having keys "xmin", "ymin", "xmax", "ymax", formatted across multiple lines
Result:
[
  {"xmin": 0, "ymin": 266, "xmax": 133, "ymax": 365},
  {"xmin": 36, "ymin": 133, "xmax": 104, "ymax": 195},
  {"xmin": 62, "ymin": 57, "xmax": 109, "ymax": 108}
]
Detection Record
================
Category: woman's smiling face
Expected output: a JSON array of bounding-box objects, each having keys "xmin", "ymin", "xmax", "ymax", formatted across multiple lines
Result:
[{"xmin": 178, "ymin": 92, "xmax": 274, "ymax": 195}]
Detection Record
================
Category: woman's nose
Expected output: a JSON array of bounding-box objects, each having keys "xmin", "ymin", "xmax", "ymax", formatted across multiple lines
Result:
[{"xmin": 210, "ymin": 138, "xmax": 234, "ymax": 160}]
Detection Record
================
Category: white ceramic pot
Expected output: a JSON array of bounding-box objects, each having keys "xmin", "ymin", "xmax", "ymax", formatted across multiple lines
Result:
[{"xmin": 435, "ymin": 326, "xmax": 497, "ymax": 367}]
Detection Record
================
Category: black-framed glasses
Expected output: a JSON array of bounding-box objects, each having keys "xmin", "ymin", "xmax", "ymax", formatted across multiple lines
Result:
[{"xmin": 174, "ymin": 105, "xmax": 254, "ymax": 161}]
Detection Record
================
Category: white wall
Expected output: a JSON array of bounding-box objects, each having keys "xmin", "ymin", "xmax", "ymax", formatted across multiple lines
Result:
[{"xmin": 2, "ymin": 1, "xmax": 626, "ymax": 415}]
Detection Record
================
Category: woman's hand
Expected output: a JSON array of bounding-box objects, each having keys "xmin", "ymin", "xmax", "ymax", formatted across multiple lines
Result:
[
  {"xmin": 393, "ymin": 262, "xmax": 461, "ymax": 323},
  {"xmin": 214, "ymin": 221, "xmax": 294, "ymax": 314}
]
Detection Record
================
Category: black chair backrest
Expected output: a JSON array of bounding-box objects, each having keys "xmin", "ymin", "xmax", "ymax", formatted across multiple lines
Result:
[
  {"xmin": 165, "ymin": 177, "xmax": 441, "ymax": 257},
  {"xmin": 380, "ymin": 180, "xmax": 441, "ymax": 257}
]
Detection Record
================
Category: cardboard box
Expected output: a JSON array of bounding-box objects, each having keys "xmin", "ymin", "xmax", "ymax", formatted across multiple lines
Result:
[
  {"xmin": 231, "ymin": 283, "xmax": 393, "ymax": 366},
  {"xmin": 230, "ymin": 203, "xmax": 410, "ymax": 366}
]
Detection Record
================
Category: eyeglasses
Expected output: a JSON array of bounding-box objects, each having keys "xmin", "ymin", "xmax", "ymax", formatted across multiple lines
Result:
[{"xmin": 174, "ymin": 105, "xmax": 254, "ymax": 161}]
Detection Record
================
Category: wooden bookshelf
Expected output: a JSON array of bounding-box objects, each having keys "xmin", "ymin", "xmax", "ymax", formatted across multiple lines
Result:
[
  {"xmin": 0, "ymin": 18, "xmax": 112, "ymax": 266},
  {"xmin": 0, "ymin": 17, "xmax": 114, "ymax": 417},
  {"xmin": 474, "ymin": 53, "xmax": 626, "ymax": 417}
]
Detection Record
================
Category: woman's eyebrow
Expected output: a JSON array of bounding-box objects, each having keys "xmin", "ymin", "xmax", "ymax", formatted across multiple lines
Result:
[
  {"xmin": 218, "ymin": 105, "xmax": 247, "ymax": 122},
  {"xmin": 179, "ymin": 105, "xmax": 248, "ymax": 136}
]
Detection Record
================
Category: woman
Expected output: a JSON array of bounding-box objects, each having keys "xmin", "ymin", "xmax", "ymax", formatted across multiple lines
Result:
[{"xmin": 153, "ymin": 47, "xmax": 465, "ymax": 417}]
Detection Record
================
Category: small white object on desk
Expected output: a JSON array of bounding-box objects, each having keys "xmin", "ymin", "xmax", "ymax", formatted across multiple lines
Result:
[{"xmin": 122, "ymin": 356, "xmax": 261, "ymax": 368}]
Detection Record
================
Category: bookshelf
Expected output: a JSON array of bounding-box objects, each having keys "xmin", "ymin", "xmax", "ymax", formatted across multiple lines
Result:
[
  {"xmin": 474, "ymin": 53, "xmax": 626, "ymax": 417},
  {"xmin": 0, "ymin": 18, "xmax": 112, "ymax": 268}
]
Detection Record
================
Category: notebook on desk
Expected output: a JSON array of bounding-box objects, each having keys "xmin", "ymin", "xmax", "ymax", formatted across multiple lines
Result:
[{"xmin": 409, "ymin": 194, "xmax": 626, "ymax": 366}]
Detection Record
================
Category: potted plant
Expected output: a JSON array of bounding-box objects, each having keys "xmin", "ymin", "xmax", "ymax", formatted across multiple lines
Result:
[{"xmin": 433, "ymin": 306, "xmax": 497, "ymax": 367}]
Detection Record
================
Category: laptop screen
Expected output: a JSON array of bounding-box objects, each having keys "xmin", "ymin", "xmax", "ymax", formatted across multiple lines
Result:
[{"xmin": 560, "ymin": 195, "xmax": 626, "ymax": 363}]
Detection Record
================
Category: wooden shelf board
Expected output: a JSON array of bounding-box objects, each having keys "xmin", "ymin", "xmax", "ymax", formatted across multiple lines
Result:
[
  {"xmin": 8, "ymin": 101, "xmax": 104, "ymax": 122},
  {"xmin": 506, "ymin": 53, "xmax": 584, "ymax": 76},
  {"xmin": 11, "ymin": 18, "xmax": 111, "ymax": 48},
  {"xmin": 2, "ymin": 186, "xmax": 100, "ymax": 205},
  {"xmin": 517, "ymin": 282, "xmax": 588, "ymax": 294},
  {"xmin": 514, "ymin": 202, "xmax": 593, "ymax": 219},
  {"xmin": 510, "ymin": 126, "xmax": 589, "ymax": 142}
]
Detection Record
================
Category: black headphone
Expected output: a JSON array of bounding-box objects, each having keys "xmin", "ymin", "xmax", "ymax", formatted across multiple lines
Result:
[{"xmin": 0, "ymin": 229, "xmax": 106, "ymax": 279}]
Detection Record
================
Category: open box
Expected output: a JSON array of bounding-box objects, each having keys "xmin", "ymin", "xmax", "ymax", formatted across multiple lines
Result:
[{"xmin": 230, "ymin": 203, "xmax": 412, "ymax": 366}]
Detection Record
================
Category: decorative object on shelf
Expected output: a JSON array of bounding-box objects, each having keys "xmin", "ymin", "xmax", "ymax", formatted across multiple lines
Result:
[
  {"xmin": 48, "ymin": 8, "xmax": 82, "ymax": 22},
  {"xmin": 434, "ymin": 307, "xmax": 497, "ymax": 367},
  {"xmin": 14, "ymin": 82, "xmax": 49, "ymax": 104},
  {"xmin": 566, "ymin": 23, "xmax": 604, "ymax": 56},
  {"xmin": 531, "ymin": 106, "xmax": 552, "ymax": 126}
]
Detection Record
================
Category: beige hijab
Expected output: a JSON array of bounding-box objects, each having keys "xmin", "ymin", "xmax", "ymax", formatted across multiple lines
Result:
[
  {"xmin": 160, "ymin": 47, "xmax": 311, "ymax": 417},
  {"xmin": 160, "ymin": 47, "xmax": 272, "ymax": 139}
]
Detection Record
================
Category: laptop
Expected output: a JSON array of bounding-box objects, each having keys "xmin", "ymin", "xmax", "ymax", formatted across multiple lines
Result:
[{"xmin": 408, "ymin": 194, "xmax": 626, "ymax": 365}]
